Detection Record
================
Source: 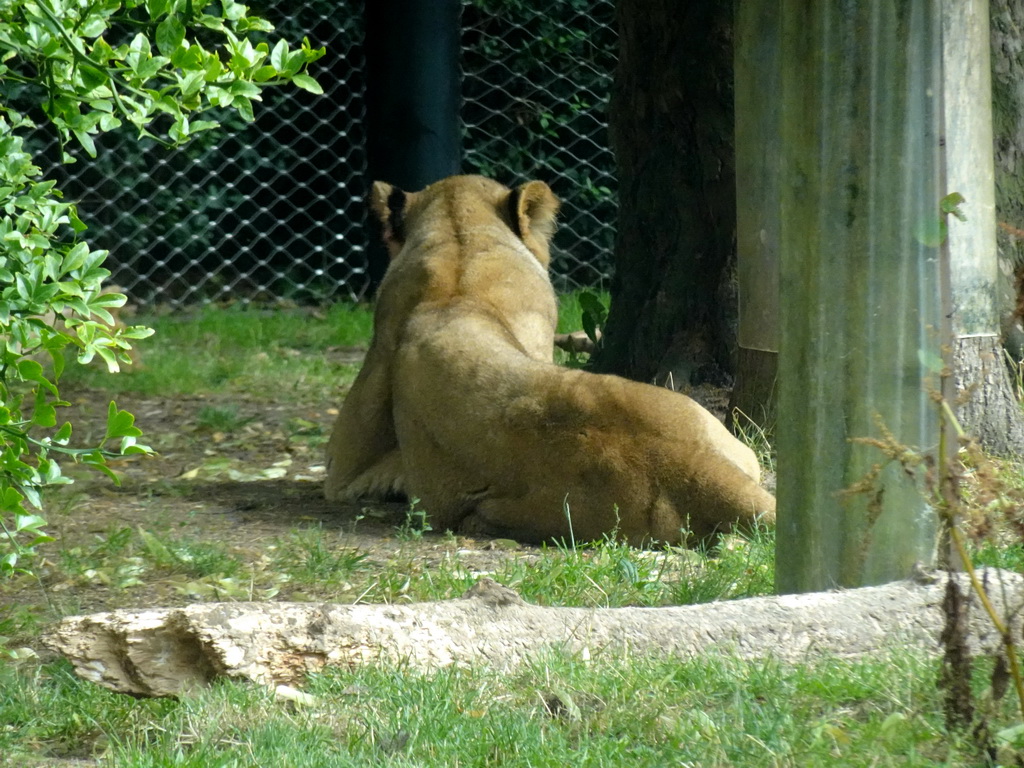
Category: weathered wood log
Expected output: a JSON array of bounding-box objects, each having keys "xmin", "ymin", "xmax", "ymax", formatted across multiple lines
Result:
[
  {"xmin": 553, "ymin": 330, "xmax": 600, "ymax": 356},
  {"xmin": 45, "ymin": 571, "xmax": 1024, "ymax": 698}
]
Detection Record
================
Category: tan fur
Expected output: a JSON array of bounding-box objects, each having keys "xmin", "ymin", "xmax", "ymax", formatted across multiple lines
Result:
[{"xmin": 325, "ymin": 175, "xmax": 775, "ymax": 546}]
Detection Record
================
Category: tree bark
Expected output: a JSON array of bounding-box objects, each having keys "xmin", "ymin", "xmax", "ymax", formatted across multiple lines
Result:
[
  {"xmin": 954, "ymin": 335, "xmax": 1024, "ymax": 454},
  {"xmin": 940, "ymin": 0, "xmax": 1024, "ymax": 457},
  {"xmin": 45, "ymin": 572, "xmax": 1023, "ymax": 698},
  {"xmin": 988, "ymin": 0, "xmax": 1024, "ymax": 451},
  {"xmin": 728, "ymin": 0, "xmax": 782, "ymax": 432},
  {"xmin": 991, "ymin": 0, "xmax": 1024, "ymax": 349},
  {"xmin": 726, "ymin": 347, "xmax": 777, "ymax": 432},
  {"xmin": 593, "ymin": 0, "xmax": 736, "ymax": 385}
]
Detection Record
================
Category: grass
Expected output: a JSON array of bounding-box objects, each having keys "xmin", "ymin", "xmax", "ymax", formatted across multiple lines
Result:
[
  {"xmin": 194, "ymin": 404, "xmax": 253, "ymax": 433},
  {"xmin": 62, "ymin": 302, "xmax": 375, "ymax": 399},
  {"xmin": 4, "ymin": 297, "xmax": 1024, "ymax": 765},
  {"xmin": 269, "ymin": 527, "xmax": 369, "ymax": 586},
  {"xmin": 556, "ymin": 288, "xmax": 609, "ymax": 335},
  {"xmin": 3, "ymin": 517, "xmax": 1014, "ymax": 766},
  {"xmin": 730, "ymin": 407, "xmax": 776, "ymax": 475},
  {"xmin": 60, "ymin": 291, "xmax": 606, "ymax": 401},
  {"xmin": 0, "ymin": 647, "xmax": 1007, "ymax": 767},
  {"xmin": 0, "ymin": 520, "xmax": 795, "ymax": 766}
]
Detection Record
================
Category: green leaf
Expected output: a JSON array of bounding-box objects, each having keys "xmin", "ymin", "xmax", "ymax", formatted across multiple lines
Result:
[
  {"xmin": 14, "ymin": 513, "xmax": 46, "ymax": 533},
  {"xmin": 577, "ymin": 290, "xmax": 608, "ymax": 345},
  {"xmin": 121, "ymin": 325, "xmax": 155, "ymax": 340},
  {"xmin": 31, "ymin": 387, "xmax": 57, "ymax": 428},
  {"xmin": 997, "ymin": 723, "xmax": 1024, "ymax": 748},
  {"xmin": 79, "ymin": 65, "xmax": 107, "ymax": 91},
  {"xmin": 578, "ymin": 290, "xmax": 607, "ymax": 320},
  {"xmin": 232, "ymin": 96, "xmax": 255, "ymax": 122},
  {"xmin": 17, "ymin": 360, "xmax": 57, "ymax": 395},
  {"xmin": 171, "ymin": 41, "xmax": 203, "ymax": 69},
  {"xmin": 940, "ymin": 191, "xmax": 966, "ymax": 215},
  {"xmin": 270, "ymin": 38, "xmax": 288, "ymax": 72},
  {"xmin": 169, "ymin": 116, "xmax": 190, "ymax": 142},
  {"xmin": 80, "ymin": 16, "xmax": 108, "ymax": 39},
  {"xmin": 16, "ymin": 359, "xmax": 44, "ymax": 382},
  {"xmin": 60, "ymin": 241, "xmax": 90, "ymax": 274},
  {"xmin": 95, "ymin": 346, "xmax": 119, "ymax": 373},
  {"xmin": 146, "ymin": 0, "xmax": 170, "ymax": 19},
  {"xmin": 203, "ymin": 54, "xmax": 224, "ymax": 82},
  {"xmin": 98, "ymin": 113, "xmax": 122, "ymax": 132},
  {"xmin": 0, "ymin": 487, "xmax": 26, "ymax": 515},
  {"xmin": 128, "ymin": 32, "xmax": 152, "ymax": 61},
  {"xmin": 253, "ymin": 65, "xmax": 277, "ymax": 82},
  {"xmin": 189, "ymin": 120, "xmax": 219, "ymax": 134},
  {"xmin": 291, "ymin": 74, "xmax": 323, "ymax": 95},
  {"xmin": 72, "ymin": 129, "xmax": 97, "ymax": 158},
  {"xmin": 301, "ymin": 37, "xmax": 326, "ymax": 64},
  {"xmin": 82, "ymin": 452, "xmax": 121, "ymax": 485},
  {"xmin": 581, "ymin": 312, "xmax": 598, "ymax": 346},
  {"xmin": 68, "ymin": 208, "xmax": 87, "ymax": 233},
  {"xmin": 222, "ymin": 1, "xmax": 247, "ymax": 21},
  {"xmin": 155, "ymin": 15, "xmax": 185, "ymax": 57},
  {"xmin": 54, "ymin": 421, "xmax": 72, "ymax": 443},
  {"xmin": 91, "ymin": 36, "xmax": 116, "ymax": 64},
  {"xmin": 90, "ymin": 292, "xmax": 126, "ymax": 308},
  {"xmin": 228, "ymin": 80, "xmax": 261, "ymax": 99},
  {"xmin": 49, "ymin": 345, "xmax": 65, "ymax": 379},
  {"xmin": 178, "ymin": 69, "xmax": 205, "ymax": 98},
  {"xmin": 105, "ymin": 401, "xmax": 143, "ymax": 441}
]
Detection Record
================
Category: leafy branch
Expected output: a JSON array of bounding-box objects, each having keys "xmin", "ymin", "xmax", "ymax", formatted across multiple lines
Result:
[{"xmin": 0, "ymin": 0, "xmax": 326, "ymax": 576}]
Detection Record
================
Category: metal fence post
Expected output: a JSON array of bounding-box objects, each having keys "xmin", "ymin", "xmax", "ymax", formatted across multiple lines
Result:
[{"xmin": 364, "ymin": 0, "xmax": 462, "ymax": 284}]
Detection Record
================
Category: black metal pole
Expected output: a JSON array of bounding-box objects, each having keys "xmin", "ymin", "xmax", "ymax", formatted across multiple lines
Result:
[{"xmin": 363, "ymin": 0, "xmax": 462, "ymax": 285}]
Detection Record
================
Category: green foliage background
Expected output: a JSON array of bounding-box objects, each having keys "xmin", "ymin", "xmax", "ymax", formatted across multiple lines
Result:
[{"xmin": 461, "ymin": 0, "xmax": 618, "ymax": 289}]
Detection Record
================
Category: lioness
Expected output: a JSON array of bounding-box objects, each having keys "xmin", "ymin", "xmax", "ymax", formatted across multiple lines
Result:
[{"xmin": 324, "ymin": 175, "xmax": 775, "ymax": 546}]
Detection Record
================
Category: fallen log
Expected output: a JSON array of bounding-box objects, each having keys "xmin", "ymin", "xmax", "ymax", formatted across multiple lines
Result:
[
  {"xmin": 45, "ymin": 570, "xmax": 1024, "ymax": 698},
  {"xmin": 553, "ymin": 329, "xmax": 600, "ymax": 355}
]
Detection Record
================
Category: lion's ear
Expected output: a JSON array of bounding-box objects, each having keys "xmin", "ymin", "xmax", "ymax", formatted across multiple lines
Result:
[
  {"xmin": 369, "ymin": 181, "xmax": 408, "ymax": 259},
  {"xmin": 509, "ymin": 180, "xmax": 560, "ymax": 264}
]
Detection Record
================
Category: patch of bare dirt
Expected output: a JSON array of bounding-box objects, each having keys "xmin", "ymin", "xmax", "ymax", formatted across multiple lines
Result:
[{"xmin": 8, "ymin": 384, "xmax": 537, "ymax": 630}]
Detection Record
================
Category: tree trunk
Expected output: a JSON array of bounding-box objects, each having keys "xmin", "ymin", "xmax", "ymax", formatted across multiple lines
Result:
[
  {"xmin": 45, "ymin": 573, "xmax": 1023, "ymax": 698},
  {"xmin": 726, "ymin": 347, "xmax": 777, "ymax": 431},
  {"xmin": 992, "ymin": 0, "xmax": 1024, "ymax": 346},
  {"xmin": 941, "ymin": 0, "xmax": 1024, "ymax": 457},
  {"xmin": 728, "ymin": 0, "xmax": 782, "ymax": 432},
  {"xmin": 954, "ymin": 336, "xmax": 1024, "ymax": 453},
  {"xmin": 592, "ymin": 0, "xmax": 736, "ymax": 386},
  {"xmin": 988, "ymin": 0, "xmax": 1024, "ymax": 455}
]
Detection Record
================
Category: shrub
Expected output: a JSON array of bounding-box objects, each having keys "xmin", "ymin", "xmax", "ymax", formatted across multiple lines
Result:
[{"xmin": 0, "ymin": 0, "xmax": 324, "ymax": 575}]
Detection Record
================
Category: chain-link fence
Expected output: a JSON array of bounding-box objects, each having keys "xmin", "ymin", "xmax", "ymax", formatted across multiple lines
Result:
[
  {"xmin": 461, "ymin": 0, "xmax": 617, "ymax": 292},
  {"xmin": 39, "ymin": 4, "xmax": 369, "ymax": 305},
  {"xmin": 38, "ymin": 1, "xmax": 617, "ymax": 306}
]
